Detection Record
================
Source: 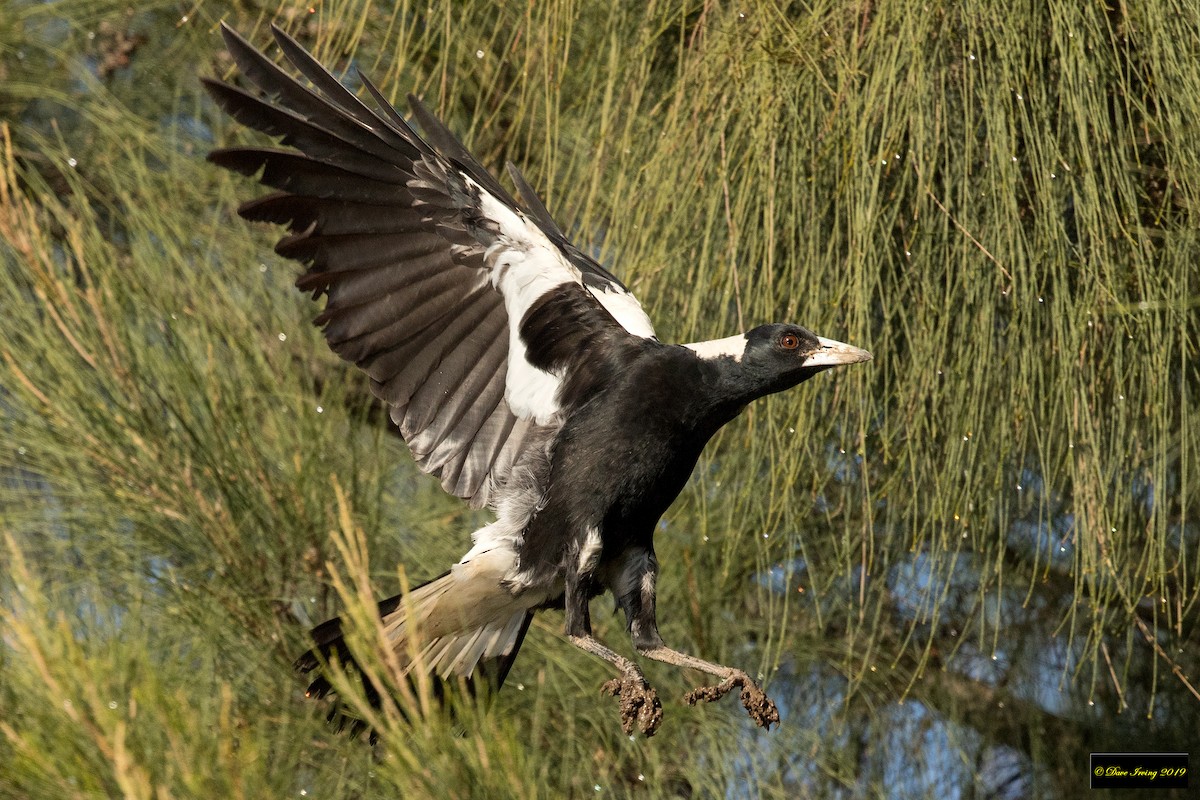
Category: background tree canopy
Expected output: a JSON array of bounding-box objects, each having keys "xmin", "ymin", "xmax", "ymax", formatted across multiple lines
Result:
[{"xmin": 1, "ymin": 1, "xmax": 1196, "ymax": 797}]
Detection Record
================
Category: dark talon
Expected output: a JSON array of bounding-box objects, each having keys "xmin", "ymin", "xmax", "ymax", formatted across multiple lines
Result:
[
  {"xmin": 601, "ymin": 671, "xmax": 664, "ymax": 736},
  {"xmin": 682, "ymin": 670, "xmax": 780, "ymax": 729}
]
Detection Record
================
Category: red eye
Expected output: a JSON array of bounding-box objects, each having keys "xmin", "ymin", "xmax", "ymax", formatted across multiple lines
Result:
[{"xmin": 779, "ymin": 334, "xmax": 800, "ymax": 350}]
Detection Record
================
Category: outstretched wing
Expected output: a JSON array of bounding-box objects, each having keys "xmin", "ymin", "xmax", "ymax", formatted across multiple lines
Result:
[{"xmin": 204, "ymin": 24, "xmax": 655, "ymax": 508}]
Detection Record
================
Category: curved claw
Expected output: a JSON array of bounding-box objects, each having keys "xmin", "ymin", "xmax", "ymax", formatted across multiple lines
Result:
[
  {"xmin": 682, "ymin": 670, "xmax": 780, "ymax": 729},
  {"xmin": 601, "ymin": 672, "xmax": 664, "ymax": 736}
]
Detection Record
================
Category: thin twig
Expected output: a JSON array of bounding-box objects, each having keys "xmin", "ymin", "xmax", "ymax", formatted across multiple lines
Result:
[
  {"xmin": 912, "ymin": 160, "xmax": 1013, "ymax": 288},
  {"xmin": 718, "ymin": 125, "xmax": 745, "ymax": 331},
  {"xmin": 1133, "ymin": 616, "xmax": 1200, "ymax": 704},
  {"xmin": 1099, "ymin": 642, "xmax": 1127, "ymax": 711}
]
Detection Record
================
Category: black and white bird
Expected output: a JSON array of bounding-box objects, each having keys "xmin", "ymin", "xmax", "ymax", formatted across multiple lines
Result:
[{"xmin": 205, "ymin": 24, "xmax": 871, "ymax": 736}]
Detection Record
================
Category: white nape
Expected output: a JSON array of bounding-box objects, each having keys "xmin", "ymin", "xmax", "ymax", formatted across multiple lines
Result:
[{"xmin": 683, "ymin": 333, "xmax": 748, "ymax": 362}]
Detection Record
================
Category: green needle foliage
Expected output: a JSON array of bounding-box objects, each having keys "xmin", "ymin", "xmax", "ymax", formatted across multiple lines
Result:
[{"xmin": 1, "ymin": 1, "xmax": 1197, "ymax": 797}]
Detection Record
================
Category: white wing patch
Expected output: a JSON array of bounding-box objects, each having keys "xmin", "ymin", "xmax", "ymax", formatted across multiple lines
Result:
[
  {"xmin": 586, "ymin": 284, "xmax": 656, "ymax": 339},
  {"xmin": 468, "ymin": 175, "xmax": 655, "ymax": 424},
  {"xmin": 472, "ymin": 178, "xmax": 578, "ymax": 423}
]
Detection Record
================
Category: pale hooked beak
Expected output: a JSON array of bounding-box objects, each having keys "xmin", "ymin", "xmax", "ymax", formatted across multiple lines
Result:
[{"xmin": 803, "ymin": 335, "xmax": 873, "ymax": 368}]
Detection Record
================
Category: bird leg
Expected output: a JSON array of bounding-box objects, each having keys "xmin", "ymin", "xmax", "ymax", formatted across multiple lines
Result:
[
  {"xmin": 568, "ymin": 634, "xmax": 664, "ymax": 735},
  {"xmin": 615, "ymin": 548, "xmax": 780, "ymax": 729},
  {"xmin": 638, "ymin": 645, "xmax": 781, "ymax": 729},
  {"xmin": 564, "ymin": 559, "xmax": 663, "ymax": 735}
]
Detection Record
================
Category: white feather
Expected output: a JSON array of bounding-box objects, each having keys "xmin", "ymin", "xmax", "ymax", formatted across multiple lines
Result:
[
  {"xmin": 683, "ymin": 333, "xmax": 748, "ymax": 362},
  {"xmin": 586, "ymin": 284, "xmax": 656, "ymax": 338},
  {"xmin": 577, "ymin": 527, "xmax": 603, "ymax": 573},
  {"xmin": 458, "ymin": 625, "xmax": 498, "ymax": 674},
  {"xmin": 503, "ymin": 339, "xmax": 563, "ymax": 423},
  {"xmin": 467, "ymin": 176, "xmax": 659, "ymax": 424},
  {"xmin": 471, "ymin": 181, "xmax": 578, "ymax": 422},
  {"xmin": 441, "ymin": 627, "xmax": 485, "ymax": 677}
]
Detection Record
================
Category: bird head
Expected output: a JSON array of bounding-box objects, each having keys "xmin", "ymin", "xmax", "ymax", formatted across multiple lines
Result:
[{"xmin": 735, "ymin": 323, "xmax": 872, "ymax": 398}]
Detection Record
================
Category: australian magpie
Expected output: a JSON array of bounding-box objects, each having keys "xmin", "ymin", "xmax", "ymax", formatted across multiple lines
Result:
[{"xmin": 205, "ymin": 23, "xmax": 871, "ymax": 736}]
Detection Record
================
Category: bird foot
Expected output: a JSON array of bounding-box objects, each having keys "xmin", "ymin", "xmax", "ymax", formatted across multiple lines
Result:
[
  {"xmin": 682, "ymin": 670, "xmax": 781, "ymax": 729},
  {"xmin": 601, "ymin": 671, "xmax": 664, "ymax": 736}
]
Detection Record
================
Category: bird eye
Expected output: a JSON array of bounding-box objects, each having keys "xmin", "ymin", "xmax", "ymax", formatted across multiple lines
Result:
[{"xmin": 779, "ymin": 333, "xmax": 800, "ymax": 350}]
